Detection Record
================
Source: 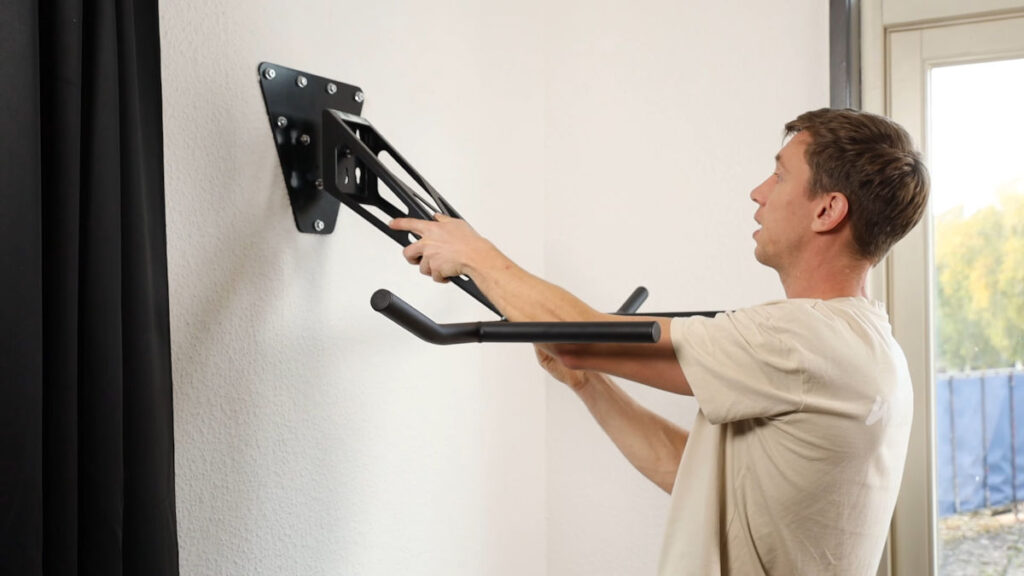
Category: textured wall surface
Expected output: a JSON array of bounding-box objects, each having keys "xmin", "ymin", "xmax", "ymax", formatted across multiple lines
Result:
[
  {"xmin": 161, "ymin": 2, "xmax": 547, "ymax": 574},
  {"xmin": 160, "ymin": 1, "xmax": 826, "ymax": 574}
]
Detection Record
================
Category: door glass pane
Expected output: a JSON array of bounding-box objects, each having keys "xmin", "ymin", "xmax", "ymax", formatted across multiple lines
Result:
[{"xmin": 931, "ymin": 57, "xmax": 1024, "ymax": 575}]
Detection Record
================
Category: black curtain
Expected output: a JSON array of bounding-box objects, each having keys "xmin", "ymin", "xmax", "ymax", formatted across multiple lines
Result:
[{"xmin": 0, "ymin": 0, "xmax": 179, "ymax": 574}]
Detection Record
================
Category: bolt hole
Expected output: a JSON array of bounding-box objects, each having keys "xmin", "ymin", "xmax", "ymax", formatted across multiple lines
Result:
[{"xmin": 355, "ymin": 167, "xmax": 362, "ymax": 185}]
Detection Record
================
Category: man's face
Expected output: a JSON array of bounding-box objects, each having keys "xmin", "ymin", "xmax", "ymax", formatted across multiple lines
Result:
[{"xmin": 749, "ymin": 131, "xmax": 819, "ymax": 271}]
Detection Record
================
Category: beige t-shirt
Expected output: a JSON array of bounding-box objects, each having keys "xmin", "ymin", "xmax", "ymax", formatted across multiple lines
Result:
[{"xmin": 660, "ymin": 298, "xmax": 912, "ymax": 576}]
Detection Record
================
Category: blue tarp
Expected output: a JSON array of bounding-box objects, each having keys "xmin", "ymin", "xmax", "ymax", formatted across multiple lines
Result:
[{"xmin": 936, "ymin": 369, "xmax": 1024, "ymax": 517}]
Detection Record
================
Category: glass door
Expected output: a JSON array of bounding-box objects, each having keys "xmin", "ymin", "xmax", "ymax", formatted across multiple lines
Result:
[{"xmin": 888, "ymin": 13, "xmax": 1024, "ymax": 576}]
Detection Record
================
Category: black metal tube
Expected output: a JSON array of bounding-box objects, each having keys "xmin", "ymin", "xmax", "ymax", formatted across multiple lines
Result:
[
  {"xmin": 371, "ymin": 289, "xmax": 661, "ymax": 345},
  {"xmin": 616, "ymin": 286, "xmax": 649, "ymax": 314},
  {"xmin": 478, "ymin": 321, "xmax": 659, "ymax": 343}
]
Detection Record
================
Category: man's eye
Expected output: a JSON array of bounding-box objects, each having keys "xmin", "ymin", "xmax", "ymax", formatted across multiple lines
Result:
[{"xmin": 773, "ymin": 172, "xmax": 781, "ymax": 181}]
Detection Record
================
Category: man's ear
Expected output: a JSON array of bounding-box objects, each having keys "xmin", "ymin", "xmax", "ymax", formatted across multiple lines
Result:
[{"xmin": 811, "ymin": 192, "xmax": 849, "ymax": 233}]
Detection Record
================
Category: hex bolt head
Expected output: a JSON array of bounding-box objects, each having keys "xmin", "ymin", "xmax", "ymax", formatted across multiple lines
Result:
[
  {"xmin": 276, "ymin": 116, "xmax": 288, "ymax": 128},
  {"xmin": 299, "ymin": 134, "xmax": 311, "ymax": 146},
  {"xmin": 314, "ymin": 219, "xmax": 326, "ymax": 232},
  {"xmin": 354, "ymin": 91, "xmax": 365, "ymax": 103},
  {"xmin": 315, "ymin": 178, "xmax": 324, "ymax": 190},
  {"xmin": 263, "ymin": 68, "xmax": 276, "ymax": 80},
  {"xmin": 326, "ymin": 83, "xmax": 338, "ymax": 95},
  {"xmin": 296, "ymin": 75, "xmax": 308, "ymax": 88}
]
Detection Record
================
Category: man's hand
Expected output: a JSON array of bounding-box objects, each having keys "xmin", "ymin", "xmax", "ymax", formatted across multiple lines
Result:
[
  {"xmin": 537, "ymin": 348, "xmax": 688, "ymax": 494},
  {"xmin": 534, "ymin": 345, "xmax": 590, "ymax": 394},
  {"xmin": 389, "ymin": 214, "xmax": 502, "ymax": 284}
]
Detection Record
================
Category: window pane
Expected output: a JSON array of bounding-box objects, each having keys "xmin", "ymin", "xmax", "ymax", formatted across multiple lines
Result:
[{"xmin": 931, "ymin": 58, "xmax": 1024, "ymax": 575}]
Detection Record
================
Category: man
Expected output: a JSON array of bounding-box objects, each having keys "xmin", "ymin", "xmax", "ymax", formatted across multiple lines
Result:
[{"xmin": 390, "ymin": 108, "xmax": 929, "ymax": 575}]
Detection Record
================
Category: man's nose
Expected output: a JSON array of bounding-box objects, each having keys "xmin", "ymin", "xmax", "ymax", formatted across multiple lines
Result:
[{"xmin": 750, "ymin": 177, "xmax": 770, "ymax": 205}]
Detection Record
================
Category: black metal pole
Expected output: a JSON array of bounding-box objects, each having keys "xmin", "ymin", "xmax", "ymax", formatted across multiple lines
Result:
[
  {"xmin": 616, "ymin": 287, "xmax": 649, "ymax": 314},
  {"xmin": 371, "ymin": 289, "xmax": 660, "ymax": 345}
]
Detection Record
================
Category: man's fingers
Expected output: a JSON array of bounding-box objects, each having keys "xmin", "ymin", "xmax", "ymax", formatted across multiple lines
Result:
[
  {"xmin": 402, "ymin": 242, "xmax": 424, "ymax": 265},
  {"xmin": 389, "ymin": 217, "xmax": 431, "ymax": 236}
]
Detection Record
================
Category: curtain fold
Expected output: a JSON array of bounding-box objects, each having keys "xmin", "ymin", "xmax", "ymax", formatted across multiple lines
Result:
[{"xmin": 1, "ymin": 0, "xmax": 179, "ymax": 574}]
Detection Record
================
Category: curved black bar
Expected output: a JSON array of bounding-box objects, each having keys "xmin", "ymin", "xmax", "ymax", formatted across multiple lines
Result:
[
  {"xmin": 370, "ymin": 290, "xmax": 478, "ymax": 344},
  {"xmin": 371, "ymin": 289, "xmax": 661, "ymax": 345},
  {"xmin": 616, "ymin": 286, "xmax": 649, "ymax": 314}
]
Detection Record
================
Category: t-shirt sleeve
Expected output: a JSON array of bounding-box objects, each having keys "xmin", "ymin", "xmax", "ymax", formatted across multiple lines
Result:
[{"xmin": 671, "ymin": 306, "xmax": 806, "ymax": 425}]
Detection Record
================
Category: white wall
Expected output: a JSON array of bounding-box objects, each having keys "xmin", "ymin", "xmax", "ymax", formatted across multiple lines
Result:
[
  {"xmin": 161, "ymin": 1, "xmax": 826, "ymax": 574},
  {"xmin": 162, "ymin": 2, "xmax": 547, "ymax": 574}
]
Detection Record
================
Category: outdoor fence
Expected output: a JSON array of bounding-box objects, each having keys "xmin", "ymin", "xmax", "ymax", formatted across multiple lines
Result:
[{"xmin": 936, "ymin": 368, "xmax": 1024, "ymax": 517}]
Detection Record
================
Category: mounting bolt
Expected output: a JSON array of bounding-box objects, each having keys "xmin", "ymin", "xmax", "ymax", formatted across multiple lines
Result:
[
  {"xmin": 314, "ymin": 219, "xmax": 325, "ymax": 232},
  {"xmin": 315, "ymin": 178, "xmax": 324, "ymax": 190},
  {"xmin": 263, "ymin": 67, "xmax": 276, "ymax": 80},
  {"xmin": 299, "ymin": 134, "xmax": 311, "ymax": 145},
  {"xmin": 296, "ymin": 75, "xmax": 308, "ymax": 88},
  {"xmin": 354, "ymin": 91, "xmax": 365, "ymax": 103},
  {"xmin": 326, "ymin": 83, "xmax": 338, "ymax": 95},
  {"xmin": 276, "ymin": 116, "xmax": 288, "ymax": 128}
]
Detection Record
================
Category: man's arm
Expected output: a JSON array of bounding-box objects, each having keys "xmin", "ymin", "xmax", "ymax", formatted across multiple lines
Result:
[
  {"xmin": 537, "ymin": 347, "xmax": 687, "ymax": 493},
  {"xmin": 390, "ymin": 215, "xmax": 693, "ymax": 394}
]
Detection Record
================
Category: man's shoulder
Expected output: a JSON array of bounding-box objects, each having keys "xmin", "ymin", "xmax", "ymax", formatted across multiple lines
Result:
[
  {"xmin": 726, "ymin": 297, "xmax": 899, "ymax": 370},
  {"xmin": 735, "ymin": 297, "xmax": 889, "ymax": 330}
]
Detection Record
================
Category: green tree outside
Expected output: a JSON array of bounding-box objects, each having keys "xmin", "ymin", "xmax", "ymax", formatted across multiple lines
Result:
[{"xmin": 934, "ymin": 180, "xmax": 1024, "ymax": 373}]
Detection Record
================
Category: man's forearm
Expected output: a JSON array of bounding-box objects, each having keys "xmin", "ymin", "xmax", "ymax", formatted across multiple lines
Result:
[
  {"xmin": 465, "ymin": 250, "xmax": 606, "ymax": 323},
  {"xmin": 574, "ymin": 372, "xmax": 688, "ymax": 493},
  {"xmin": 468, "ymin": 248, "xmax": 693, "ymax": 394}
]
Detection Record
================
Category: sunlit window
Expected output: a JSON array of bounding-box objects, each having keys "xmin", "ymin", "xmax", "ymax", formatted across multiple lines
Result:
[{"xmin": 930, "ymin": 57, "xmax": 1024, "ymax": 575}]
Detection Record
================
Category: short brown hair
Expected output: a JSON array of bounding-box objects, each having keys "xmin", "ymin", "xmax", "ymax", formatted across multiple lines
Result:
[{"xmin": 785, "ymin": 108, "xmax": 930, "ymax": 263}]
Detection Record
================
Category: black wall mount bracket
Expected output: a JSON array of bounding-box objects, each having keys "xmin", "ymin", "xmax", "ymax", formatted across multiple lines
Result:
[{"xmin": 258, "ymin": 62, "xmax": 363, "ymax": 234}]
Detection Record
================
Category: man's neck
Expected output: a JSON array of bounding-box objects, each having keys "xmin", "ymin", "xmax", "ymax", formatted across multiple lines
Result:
[{"xmin": 777, "ymin": 249, "xmax": 871, "ymax": 300}]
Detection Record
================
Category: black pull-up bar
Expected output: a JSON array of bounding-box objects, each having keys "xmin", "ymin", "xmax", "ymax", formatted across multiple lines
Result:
[{"xmin": 371, "ymin": 289, "xmax": 661, "ymax": 345}]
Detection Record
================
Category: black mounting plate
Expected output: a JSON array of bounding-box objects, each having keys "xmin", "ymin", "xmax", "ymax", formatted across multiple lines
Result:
[{"xmin": 257, "ymin": 62, "xmax": 364, "ymax": 234}]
